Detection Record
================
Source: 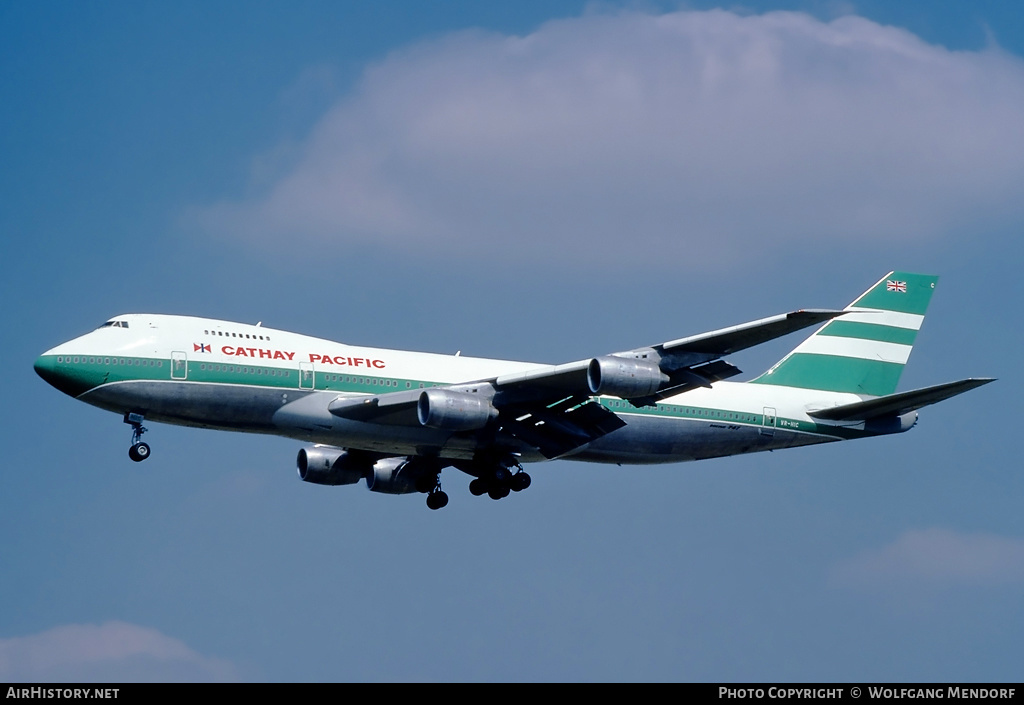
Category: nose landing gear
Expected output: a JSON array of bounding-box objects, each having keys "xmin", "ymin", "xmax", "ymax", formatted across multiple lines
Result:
[{"xmin": 124, "ymin": 412, "xmax": 150, "ymax": 462}]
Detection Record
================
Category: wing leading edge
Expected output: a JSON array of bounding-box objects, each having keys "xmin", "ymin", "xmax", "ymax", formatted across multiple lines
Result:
[{"xmin": 490, "ymin": 309, "xmax": 847, "ymax": 404}]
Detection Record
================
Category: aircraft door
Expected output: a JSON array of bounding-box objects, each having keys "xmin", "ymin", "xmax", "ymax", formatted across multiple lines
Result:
[
  {"xmin": 171, "ymin": 351, "xmax": 188, "ymax": 380},
  {"xmin": 299, "ymin": 362, "xmax": 314, "ymax": 390},
  {"xmin": 760, "ymin": 407, "xmax": 777, "ymax": 437}
]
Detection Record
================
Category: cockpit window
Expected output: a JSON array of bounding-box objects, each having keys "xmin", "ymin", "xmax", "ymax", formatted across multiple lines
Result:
[{"xmin": 98, "ymin": 320, "xmax": 129, "ymax": 329}]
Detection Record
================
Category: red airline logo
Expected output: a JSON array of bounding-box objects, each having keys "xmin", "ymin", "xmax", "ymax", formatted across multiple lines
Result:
[
  {"xmin": 219, "ymin": 345, "xmax": 385, "ymax": 368},
  {"xmin": 308, "ymin": 353, "xmax": 386, "ymax": 369},
  {"xmin": 222, "ymin": 345, "xmax": 295, "ymax": 361}
]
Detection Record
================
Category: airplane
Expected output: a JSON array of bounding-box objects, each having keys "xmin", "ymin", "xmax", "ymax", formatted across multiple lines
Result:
[{"xmin": 34, "ymin": 271, "xmax": 992, "ymax": 510}]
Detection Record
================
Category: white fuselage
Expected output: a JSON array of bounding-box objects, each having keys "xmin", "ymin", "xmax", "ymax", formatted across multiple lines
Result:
[{"xmin": 35, "ymin": 314, "xmax": 888, "ymax": 466}]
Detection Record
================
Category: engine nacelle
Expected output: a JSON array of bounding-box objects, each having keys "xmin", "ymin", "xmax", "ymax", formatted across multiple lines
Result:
[
  {"xmin": 417, "ymin": 388, "xmax": 498, "ymax": 431},
  {"xmin": 365, "ymin": 457, "xmax": 419, "ymax": 494},
  {"xmin": 296, "ymin": 446, "xmax": 368, "ymax": 486},
  {"xmin": 587, "ymin": 356, "xmax": 668, "ymax": 398}
]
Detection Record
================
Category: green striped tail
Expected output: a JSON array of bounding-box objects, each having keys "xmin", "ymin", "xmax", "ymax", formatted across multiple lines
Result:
[{"xmin": 751, "ymin": 272, "xmax": 938, "ymax": 396}]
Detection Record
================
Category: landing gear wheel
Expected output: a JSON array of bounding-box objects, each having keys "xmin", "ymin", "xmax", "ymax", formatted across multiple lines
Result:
[
  {"xmin": 469, "ymin": 478, "xmax": 489, "ymax": 496},
  {"xmin": 488, "ymin": 485, "xmax": 510, "ymax": 500},
  {"xmin": 128, "ymin": 442, "xmax": 150, "ymax": 462},
  {"xmin": 492, "ymin": 465, "xmax": 512, "ymax": 485},
  {"xmin": 511, "ymin": 472, "xmax": 531, "ymax": 491},
  {"xmin": 124, "ymin": 412, "xmax": 150, "ymax": 463},
  {"xmin": 426, "ymin": 491, "xmax": 449, "ymax": 510}
]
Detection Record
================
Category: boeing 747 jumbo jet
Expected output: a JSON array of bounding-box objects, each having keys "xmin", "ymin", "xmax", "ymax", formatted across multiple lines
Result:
[{"xmin": 35, "ymin": 272, "xmax": 992, "ymax": 510}]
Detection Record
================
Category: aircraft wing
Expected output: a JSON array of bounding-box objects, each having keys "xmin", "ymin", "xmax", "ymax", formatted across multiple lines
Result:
[
  {"xmin": 328, "ymin": 386, "xmax": 625, "ymax": 460},
  {"xmin": 658, "ymin": 309, "xmax": 847, "ymax": 356},
  {"xmin": 329, "ymin": 308, "xmax": 845, "ymax": 458},
  {"xmin": 328, "ymin": 389, "xmax": 422, "ymax": 426},
  {"xmin": 489, "ymin": 308, "xmax": 847, "ymax": 406}
]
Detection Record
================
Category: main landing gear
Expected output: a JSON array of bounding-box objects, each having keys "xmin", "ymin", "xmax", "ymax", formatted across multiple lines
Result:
[
  {"xmin": 418, "ymin": 457, "xmax": 532, "ymax": 510},
  {"xmin": 468, "ymin": 459, "xmax": 531, "ymax": 501},
  {"xmin": 124, "ymin": 412, "xmax": 150, "ymax": 462}
]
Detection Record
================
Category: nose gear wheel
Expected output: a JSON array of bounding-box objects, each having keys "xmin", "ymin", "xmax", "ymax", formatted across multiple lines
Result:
[{"xmin": 124, "ymin": 412, "xmax": 151, "ymax": 463}]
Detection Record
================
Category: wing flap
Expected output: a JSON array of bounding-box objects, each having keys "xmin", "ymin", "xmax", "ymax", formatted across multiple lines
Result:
[
  {"xmin": 501, "ymin": 396, "xmax": 626, "ymax": 459},
  {"xmin": 630, "ymin": 360, "xmax": 742, "ymax": 406},
  {"xmin": 808, "ymin": 378, "xmax": 995, "ymax": 421}
]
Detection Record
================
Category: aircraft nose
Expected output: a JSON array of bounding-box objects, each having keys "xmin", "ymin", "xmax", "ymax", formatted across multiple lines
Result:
[
  {"xmin": 34, "ymin": 352, "xmax": 57, "ymax": 383},
  {"xmin": 34, "ymin": 350, "xmax": 90, "ymax": 397}
]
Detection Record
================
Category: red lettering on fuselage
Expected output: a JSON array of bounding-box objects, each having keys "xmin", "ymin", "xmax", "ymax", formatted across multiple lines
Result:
[
  {"xmin": 223, "ymin": 346, "xmax": 297, "ymax": 361},
  {"xmin": 221, "ymin": 346, "xmax": 382, "ymax": 367},
  {"xmin": 306, "ymin": 353, "xmax": 385, "ymax": 368}
]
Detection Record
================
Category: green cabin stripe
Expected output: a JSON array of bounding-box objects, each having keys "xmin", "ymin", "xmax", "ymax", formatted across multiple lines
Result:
[
  {"xmin": 757, "ymin": 353, "xmax": 905, "ymax": 396},
  {"xmin": 41, "ymin": 354, "xmax": 878, "ymax": 443},
  {"xmin": 41, "ymin": 354, "xmax": 437, "ymax": 397},
  {"xmin": 849, "ymin": 272, "xmax": 938, "ymax": 315},
  {"xmin": 816, "ymin": 320, "xmax": 919, "ymax": 345}
]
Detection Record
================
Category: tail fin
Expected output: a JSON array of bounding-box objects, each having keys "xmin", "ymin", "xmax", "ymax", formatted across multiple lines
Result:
[{"xmin": 751, "ymin": 272, "xmax": 938, "ymax": 396}]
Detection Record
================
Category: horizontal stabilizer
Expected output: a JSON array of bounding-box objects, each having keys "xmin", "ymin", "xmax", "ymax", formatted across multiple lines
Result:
[{"xmin": 808, "ymin": 378, "xmax": 995, "ymax": 421}]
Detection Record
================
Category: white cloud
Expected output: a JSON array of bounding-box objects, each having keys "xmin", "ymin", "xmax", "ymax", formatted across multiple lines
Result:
[
  {"xmin": 832, "ymin": 528, "xmax": 1024, "ymax": 589},
  {"xmin": 196, "ymin": 9, "xmax": 1024, "ymax": 269},
  {"xmin": 0, "ymin": 621, "xmax": 239, "ymax": 682}
]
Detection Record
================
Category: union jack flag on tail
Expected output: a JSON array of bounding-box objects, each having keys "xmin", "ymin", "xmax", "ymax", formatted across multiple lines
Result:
[{"xmin": 887, "ymin": 280, "xmax": 907, "ymax": 293}]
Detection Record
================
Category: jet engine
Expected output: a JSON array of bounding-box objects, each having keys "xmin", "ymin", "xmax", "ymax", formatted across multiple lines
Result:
[
  {"xmin": 417, "ymin": 388, "xmax": 498, "ymax": 431},
  {"xmin": 296, "ymin": 446, "xmax": 368, "ymax": 486},
  {"xmin": 365, "ymin": 457, "xmax": 420, "ymax": 494},
  {"xmin": 587, "ymin": 356, "xmax": 668, "ymax": 398}
]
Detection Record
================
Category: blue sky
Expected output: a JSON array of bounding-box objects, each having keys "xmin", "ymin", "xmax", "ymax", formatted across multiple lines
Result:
[{"xmin": 2, "ymin": 0, "xmax": 1022, "ymax": 682}]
